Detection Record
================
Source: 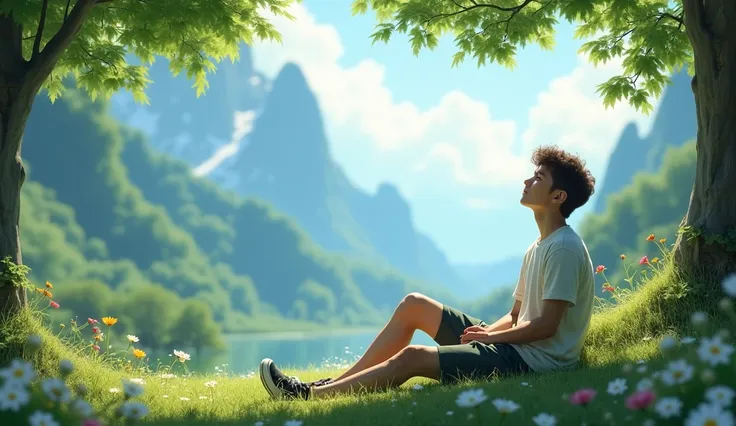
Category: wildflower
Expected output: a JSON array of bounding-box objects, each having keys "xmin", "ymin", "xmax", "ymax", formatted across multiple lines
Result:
[
  {"xmin": 92, "ymin": 345, "xmax": 100, "ymax": 352},
  {"xmin": 705, "ymin": 385, "xmax": 735, "ymax": 407},
  {"xmin": 625, "ymin": 389, "xmax": 656, "ymax": 410},
  {"xmin": 94, "ymin": 334, "xmax": 103, "ymax": 342},
  {"xmin": 659, "ymin": 238, "xmax": 666, "ymax": 243},
  {"xmin": 122, "ymin": 380, "xmax": 144, "ymax": 399},
  {"xmin": 607, "ymin": 378, "xmax": 627, "ymax": 395},
  {"xmin": 179, "ymin": 396, "xmax": 190, "ymax": 401},
  {"xmin": 646, "ymin": 234, "xmax": 655, "ymax": 241},
  {"xmin": 45, "ymin": 281, "xmax": 53, "ymax": 289},
  {"xmin": 132, "ymin": 349, "xmax": 146, "ymax": 359},
  {"xmin": 109, "ymin": 388, "xmax": 121, "ymax": 394},
  {"xmin": 569, "ymin": 388, "xmax": 596, "ymax": 405},
  {"xmin": 0, "ymin": 359, "xmax": 36, "ymax": 386},
  {"xmin": 655, "ymin": 397, "xmax": 682, "ymax": 419},
  {"xmin": 636, "ymin": 365, "xmax": 648, "ymax": 374},
  {"xmin": 41, "ymin": 378, "xmax": 72, "ymax": 404},
  {"xmin": 722, "ymin": 274, "xmax": 736, "ymax": 298},
  {"xmin": 492, "ymin": 398, "xmax": 519, "ymax": 414},
  {"xmin": 25, "ymin": 335, "xmax": 42, "ymax": 352},
  {"xmin": 660, "ymin": 335, "xmax": 678, "ymax": 351},
  {"xmin": 456, "ymin": 388, "xmax": 487, "ymax": 408},
  {"xmin": 38, "ymin": 289, "xmax": 52, "ymax": 298},
  {"xmin": 684, "ymin": 402, "xmax": 734, "ymax": 426},
  {"xmin": 92, "ymin": 327, "xmax": 100, "ymax": 334},
  {"xmin": 602, "ymin": 283, "xmax": 615, "ymax": 293},
  {"xmin": 127, "ymin": 335, "xmax": 139, "ymax": 343},
  {"xmin": 0, "ymin": 381, "xmax": 30, "ymax": 412},
  {"xmin": 637, "ymin": 378, "xmax": 655, "ymax": 391},
  {"xmin": 128, "ymin": 378, "xmax": 145, "ymax": 385},
  {"xmin": 596, "ymin": 265, "xmax": 606, "ymax": 274},
  {"xmin": 412, "ymin": 384, "xmax": 423, "ymax": 391},
  {"xmin": 102, "ymin": 317, "xmax": 118, "ymax": 326},
  {"xmin": 284, "ymin": 421, "xmax": 303, "ymax": 426},
  {"xmin": 620, "ymin": 254, "xmax": 626, "ymax": 260},
  {"xmin": 651, "ymin": 257, "xmax": 659, "ymax": 263},
  {"xmin": 691, "ymin": 311, "xmax": 708, "ymax": 326},
  {"xmin": 639, "ymin": 256, "xmax": 649, "ymax": 265},
  {"xmin": 49, "ymin": 301, "xmax": 60, "ymax": 309},
  {"xmin": 681, "ymin": 336, "xmax": 697, "ymax": 345},
  {"xmin": 204, "ymin": 381, "xmax": 217, "ymax": 388},
  {"xmin": 173, "ymin": 350, "xmax": 191, "ymax": 362},
  {"xmin": 119, "ymin": 401, "xmax": 149, "ymax": 420},
  {"xmin": 71, "ymin": 399, "xmax": 93, "ymax": 417},
  {"xmin": 660, "ymin": 359, "xmax": 694, "ymax": 386},
  {"xmin": 532, "ymin": 413, "xmax": 557, "ymax": 426},
  {"xmin": 696, "ymin": 335, "xmax": 734, "ymax": 366},
  {"xmin": 58, "ymin": 360, "xmax": 74, "ymax": 378},
  {"xmin": 159, "ymin": 373, "xmax": 176, "ymax": 379},
  {"xmin": 28, "ymin": 410, "xmax": 58, "ymax": 426},
  {"xmin": 75, "ymin": 384, "xmax": 88, "ymax": 397},
  {"xmin": 87, "ymin": 318, "xmax": 98, "ymax": 325}
]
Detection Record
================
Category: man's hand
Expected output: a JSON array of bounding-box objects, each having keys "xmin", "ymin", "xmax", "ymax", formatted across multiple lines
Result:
[{"xmin": 460, "ymin": 330, "xmax": 494, "ymax": 344}]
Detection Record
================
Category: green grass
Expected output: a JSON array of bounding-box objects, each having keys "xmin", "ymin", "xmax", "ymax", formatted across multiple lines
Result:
[{"xmin": 1, "ymin": 260, "xmax": 735, "ymax": 426}]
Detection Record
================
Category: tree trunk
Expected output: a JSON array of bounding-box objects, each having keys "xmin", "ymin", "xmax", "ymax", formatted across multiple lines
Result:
[
  {"xmin": 0, "ymin": 79, "xmax": 34, "ymax": 315},
  {"xmin": 674, "ymin": 0, "xmax": 736, "ymax": 280}
]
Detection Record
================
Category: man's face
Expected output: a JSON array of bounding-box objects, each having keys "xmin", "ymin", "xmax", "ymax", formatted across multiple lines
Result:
[{"xmin": 520, "ymin": 165, "xmax": 563, "ymax": 210}]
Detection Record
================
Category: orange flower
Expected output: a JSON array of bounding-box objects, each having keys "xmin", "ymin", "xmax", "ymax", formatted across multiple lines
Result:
[
  {"xmin": 102, "ymin": 317, "xmax": 118, "ymax": 327},
  {"xmin": 94, "ymin": 334, "xmax": 103, "ymax": 341},
  {"xmin": 595, "ymin": 265, "xmax": 606, "ymax": 274},
  {"xmin": 646, "ymin": 234, "xmax": 655, "ymax": 241},
  {"xmin": 45, "ymin": 281, "xmax": 53, "ymax": 289},
  {"xmin": 41, "ymin": 289, "xmax": 52, "ymax": 298},
  {"xmin": 659, "ymin": 238, "xmax": 666, "ymax": 244},
  {"xmin": 133, "ymin": 349, "xmax": 146, "ymax": 359}
]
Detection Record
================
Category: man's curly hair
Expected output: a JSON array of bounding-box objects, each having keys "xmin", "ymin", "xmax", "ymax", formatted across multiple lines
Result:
[{"xmin": 531, "ymin": 146, "xmax": 596, "ymax": 218}]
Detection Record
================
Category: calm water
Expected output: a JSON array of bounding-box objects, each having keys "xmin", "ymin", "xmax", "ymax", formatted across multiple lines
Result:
[{"xmin": 184, "ymin": 328, "xmax": 438, "ymax": 376}]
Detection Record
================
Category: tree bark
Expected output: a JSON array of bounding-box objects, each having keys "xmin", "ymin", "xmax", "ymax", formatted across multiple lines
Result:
[{"xmin": 674, "ymin": 0, "xmax": 736, "ymax": 280}]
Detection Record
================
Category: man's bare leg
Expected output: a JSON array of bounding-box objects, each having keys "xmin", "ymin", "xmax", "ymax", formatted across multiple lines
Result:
[
  {"xmin": 313, "ymin": 345, "xmax": 440, "ymax": 399},
  {"xmin": 332, "ymin": 293, "xmax": 444, "ymax": 382}
]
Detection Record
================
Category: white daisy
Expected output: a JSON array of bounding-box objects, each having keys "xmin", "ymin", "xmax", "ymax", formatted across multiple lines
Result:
[
  {"xmin": 705, "ymin": 385, "xmax": 735, "ymax": 408},
  {"xmin": 660, "ymin": 359, "xmax": 694, "ymax": 386},
  {"xmin": 41, "ymin": 378, "xmax": 71, "ymax": 404},
  {"xmin": 456, "ymin": 388, "xmax": 488, "ymax": 408},
  {"xmin": 109, "ymin": 387, "xmax": 121, "ymax": 394},
  {"xmin": 691, "ymin": 311, "xmax": 708, "ymax": 326},
  {"xmin": 179, "ymin": 396, "xmax": 190, "ymax": 401},
  {"xmin": 533, "ymin": 412, "xmax": 557, "ymax": 426},
  {"xmin": 284, "ymin": 421, "xmax": 303, "ymax": 426},
  {"xmin": 607, "ymin": 378, "xmax": 627, "ymax": 395},
  {"xmin": 660, "ymin": 335, "xmax": 678, "ymax": 351},
  {"xmin": 28, "ymin": 410, "xmax": 59, "ymax": 426},
  {"xmin": 722, "ymin": 273, "xmax": 736, "ymax": 297},
  {"xmin": 70, "ymin": 399, "xmax": 93, "ymax": 417},
  {"xmin": 205, "ymin": 381, "xmax": 217, "ymax": 388},
  {"xmin": 446, "ymin": 411, "xmax": 454, "ymax": 416},
  {"xmin": 412, "ymin": 384, "xmax": 423, "ymax": 391},
  {"xmin": 173, "ymin": 350, "xmax": 191, "ymax": 362},
  {"xmin": 58, "ymin": 360, "xmax": 74, "ymax": 377},
  {"xmin": 697, "ymin": 335, "xmax": 734, "ymax": 366},
  {"xmin": 637, "ymin": 378, "xmax": 655, "ymax": 391},
  {"xmin": 655, "ymin": 397, "xmax": 683, "ymax": 419},
  {"xmin": 127, "ymin": 335, "xmax": 139, "ymax": 343},
  {"xmin": 492, "ymin": 398, "xmax": 520, "ymax": 414},
  {"xmin": 681, "ymin": 336, "xmax": 697, "ymax": 345},
  {"xmin": 0, "ymin": 359, "xmax": 36, "ymax": 386},
  {"xmin": 122, "ymin": 380, "xmax": 144, "ymax": 398},
  {"xmin": 0, "ymin": 381, "xmax": 30, "ymax": 412},
  {"xmin": 684, "ymin": 402, "xmax": 735, "ymax": 426},
  {"xmin": 637, "ymin": 365, "xmax": 648, "ymax": 373},
  {"xmin": 120, "ymin": 401, "xmax": 148, "ymax": 420}
]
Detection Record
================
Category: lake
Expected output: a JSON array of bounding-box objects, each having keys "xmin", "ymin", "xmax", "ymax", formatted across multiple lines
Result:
[{"xmin": 181, "ymin": 328, "xmax": 438, "ymax": 376}]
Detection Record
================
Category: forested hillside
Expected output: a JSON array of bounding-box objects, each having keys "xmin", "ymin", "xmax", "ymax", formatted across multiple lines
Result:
[{"xmin": 20, "ymin": 88, "xmax": 459, "ymax": 339}]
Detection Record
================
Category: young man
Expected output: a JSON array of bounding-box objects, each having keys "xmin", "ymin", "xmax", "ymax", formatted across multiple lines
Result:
[{"xmin": 259, "ymin": 145, "xmax": 597, "ymax": 400}]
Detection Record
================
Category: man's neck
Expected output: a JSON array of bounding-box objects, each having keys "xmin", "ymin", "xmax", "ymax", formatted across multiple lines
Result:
[{"xmin": 533, "ymin": 210, "xmax": 568, "ymax": 241}]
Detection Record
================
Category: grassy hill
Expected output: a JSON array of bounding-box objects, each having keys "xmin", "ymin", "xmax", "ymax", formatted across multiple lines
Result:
[
  {"xmin": 18, "ymin": 88, "xmax": 463, "ymax": 345},
  {"xmin": 1, "ymin": 254, "xmax": 733, "ymax": 425}
]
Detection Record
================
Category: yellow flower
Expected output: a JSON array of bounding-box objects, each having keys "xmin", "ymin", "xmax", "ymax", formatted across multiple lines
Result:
[
  {"xmin": 45, "ymin": 281, "xmax": 53, "ymax": 289},
  {"xmin": 652, "ymin": 257, "xmax": 659, "ymax": 263},
  {"xmin": 102, "ymin": 317, "xmax": 118, "ymax": 327},
  {"xmin": 133, "ymin": 349, "xmax": 146, "ymax": 359},
  {"xmin": 94, "ymin": 334, "xmax": 103, "ymax": 341}
]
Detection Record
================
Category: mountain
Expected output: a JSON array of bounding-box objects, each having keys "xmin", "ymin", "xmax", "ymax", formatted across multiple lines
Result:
[
  {"xmin": 593, "ymin": 69, "xmax": 697, "ymax": 213},
  {"xmin": 110, "ymin": 49, "xmax": 466, "ymax": 296},
  {"xmin": 21, "ymin": 88, "xmax": 459, "ymax": 332},
  {"xmin": 453, "ymin": 256, "xmax": 523, "ymax": 299}
]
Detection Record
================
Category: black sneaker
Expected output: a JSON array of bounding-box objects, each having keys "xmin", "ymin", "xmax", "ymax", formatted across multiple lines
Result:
[
  {"xmin": 259, "ymin": 358, "xmax": 313, "ymax": 400},
  {"xmin": 305, "ymin": 377, "xmax": 334, "ymax": 387}
]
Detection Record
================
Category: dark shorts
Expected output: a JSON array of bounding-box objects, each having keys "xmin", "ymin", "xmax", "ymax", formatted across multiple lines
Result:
[{"xmin": 433, "ymin": 304, "xmax": 532, "ymax": 384}]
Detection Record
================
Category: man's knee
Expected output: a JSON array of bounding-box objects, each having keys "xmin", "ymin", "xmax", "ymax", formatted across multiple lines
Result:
[
  {"xmin": 396, "ymin": 292, "xmax": 433, "ymax": 316},
  {"xmin": 392, "ymin": 345, "xmax": 440, "ymax": 377}
]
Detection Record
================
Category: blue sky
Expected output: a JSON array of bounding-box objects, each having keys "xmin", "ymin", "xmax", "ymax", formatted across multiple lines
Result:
[{"xmin": 213, "ymin": 1, "xmax": 661, "ymax": 265}]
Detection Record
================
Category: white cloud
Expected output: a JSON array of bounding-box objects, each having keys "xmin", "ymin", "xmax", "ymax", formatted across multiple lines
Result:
[{"xmin": 250, "ymin": 4, "xmax": 658, "ymax": 198}]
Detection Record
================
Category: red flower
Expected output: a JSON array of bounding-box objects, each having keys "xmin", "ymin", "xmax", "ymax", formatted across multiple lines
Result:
[
  {"xmin": 625, "ymin": 390, "xmax": 656, "ymax": 410},
  {"xmin": 595, "ymin": 265, "xmax": 606, "ymax": 274},
  {"xmin": 569, "ymin": 388, "xmax": 597, "ymax": 405},
  {"xmin": 602, "ymin": 284, "xmax": 615, "ymax": 293},
  {"xmin": 639, "ymin": 256, "xmax": 649, "ymax": 265},
  {"xmin": 49, "ymin": 301, "xmax": 60, "ymax": 309},
  {"xmin": 92, "ymin": 326, "xmax": 100, "ymax": 334}
]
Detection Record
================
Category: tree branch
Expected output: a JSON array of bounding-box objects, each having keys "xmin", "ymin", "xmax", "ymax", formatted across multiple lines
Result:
[
  {"xmin": 32, "ymin": 0, "xmax": 50, "ymax": 59},
  {"xmin": 27, "ymin": 0, "xmax": 97, "ymax": 88},
  {"xmin": 0, "ymin": 13, "xmax": 25, "ymax": 73},
  {"xmin": 425, "ymin": 0, "xmax": 536, "ymax": 26}
]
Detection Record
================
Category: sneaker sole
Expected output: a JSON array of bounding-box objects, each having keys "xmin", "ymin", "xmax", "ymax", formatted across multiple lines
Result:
[{"xmin": 259, "ymin": 358, "xmax": 280, "ymax": 399}]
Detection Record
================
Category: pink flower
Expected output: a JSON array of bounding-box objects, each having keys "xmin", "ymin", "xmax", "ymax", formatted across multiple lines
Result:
[
  {"xmin": 50, "ymin": 301, "xmax": 60, "ymax": 309},
  {"xmin": 92, "ymin": 327, "xmax": 100, "ymax": 334},
  {"xmin": 93, "ymin": 345, "xmax": 100, "ymax": 352},
  {"xmin": 625, "ymin": 390, "xmax": 656, "ymax": 410},
  {"xmin": 595, "ymin": 265, "xmax": 606, "ymax": 274},
  {"xmin": 87, "ymin": 318, "xmax": 98, "ymax": 325},
  {"xmin": 569, "ymin": 388, "xmax": 597, "ymax": 405},
  {"xmin": 639, "ymin": 256, "xmax": 649, "ymax": 265}
]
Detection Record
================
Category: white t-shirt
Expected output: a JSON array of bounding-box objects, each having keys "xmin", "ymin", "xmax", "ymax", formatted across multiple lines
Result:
[{"xmin": 510, "ymin": 225, "xmax": 595, "ymax": 372}]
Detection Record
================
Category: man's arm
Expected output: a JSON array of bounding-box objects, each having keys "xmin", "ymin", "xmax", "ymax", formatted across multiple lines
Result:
[
  {"xmin": 462, "ymin": 299, "xmax": 569, "ymax": 345},
  {"xmin": 483, "ymin": 299, "xmax": 522, "ymax": 332}
]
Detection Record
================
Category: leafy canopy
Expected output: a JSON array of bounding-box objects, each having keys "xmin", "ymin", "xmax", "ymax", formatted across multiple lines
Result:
[
  {"xmin": 1, "ymin": 0, "xmax": 296, "ymax": 102},
  {"xmin": 351, "ymin": 0, "xmax": 691, "ymax": 114}
]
